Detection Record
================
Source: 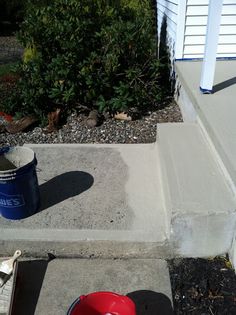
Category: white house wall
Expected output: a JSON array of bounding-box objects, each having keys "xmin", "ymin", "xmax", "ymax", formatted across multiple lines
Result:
[
  {"xmin": 157, "ymin": 0, "xmax": 178, "ymax": 62},
  {"xmin": 183, "ymin": 0, "xmax": 236, "ymax": 59}
]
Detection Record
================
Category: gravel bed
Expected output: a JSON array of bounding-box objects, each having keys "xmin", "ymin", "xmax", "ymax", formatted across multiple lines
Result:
[{"xmin": 0, "ymin": 101, "xmax": 183, "ymax": 146}]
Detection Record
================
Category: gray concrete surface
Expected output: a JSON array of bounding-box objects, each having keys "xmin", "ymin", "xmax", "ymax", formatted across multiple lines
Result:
[
  {"xmin": 12, "ymin": 258, "xmax": 173, "ymax": 315},
  {"xmin": 176, "ymin": 60, "xmax": 236, "ymax": 188},
  {"xmin": 0, "ymin": 144, "xmax": 169, "ymax": 257},
  {"xmin": 158, "ymin": 123, "xmax": 236, "ymax": 257}
]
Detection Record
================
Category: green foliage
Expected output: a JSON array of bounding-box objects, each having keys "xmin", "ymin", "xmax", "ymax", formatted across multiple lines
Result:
[
  {"xmin": 0, "ymin": 62, "xmax": 18, "ymax": 77},
  {"xmin": 4, "ymin": 0, "xmax": 164, "ymax": 119},
  {"xmin": 23, "ymin": 45, "xmax": 38, "ymax": 63}
]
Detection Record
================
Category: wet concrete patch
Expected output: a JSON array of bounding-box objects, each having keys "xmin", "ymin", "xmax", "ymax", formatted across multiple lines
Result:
[{"xmin": 0, "ymin": 147, "xmax": 134, "ymax": 230}]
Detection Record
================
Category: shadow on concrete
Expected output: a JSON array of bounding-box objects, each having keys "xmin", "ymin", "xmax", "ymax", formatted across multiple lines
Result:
[
  {"xmin": 12, "ymin": 259, "xmax": 49, "ymax": 315},
  {"xmin": 39, "ymin": 171, "xmax": 94, "ymax": 212},
  {"xmin": 158, "ymin": 15, "xmax": 175, "ymax": 98},
  {"xmin": 127, "ymin": 290, "xmax": 174, "ymax": 315},
  {"xmin": 213, "ymin": 76, "xmax": 236, "ymax": 93}
]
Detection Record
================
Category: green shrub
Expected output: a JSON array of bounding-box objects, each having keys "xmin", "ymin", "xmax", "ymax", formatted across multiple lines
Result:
[{"xmin": 3, "ymin": 0, "xmax": 164, "ymax": 119}]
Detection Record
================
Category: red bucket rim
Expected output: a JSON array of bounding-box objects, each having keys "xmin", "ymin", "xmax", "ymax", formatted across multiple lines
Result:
[{"xmin": 67, "ymin": 291, "xmax": 136, "ymax": 315}]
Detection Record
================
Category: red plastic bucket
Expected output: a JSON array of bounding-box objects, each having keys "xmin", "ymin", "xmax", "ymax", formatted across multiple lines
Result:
[{"xmin": 67, "ymin": 292, "xmax": 136, "ymax": 315}]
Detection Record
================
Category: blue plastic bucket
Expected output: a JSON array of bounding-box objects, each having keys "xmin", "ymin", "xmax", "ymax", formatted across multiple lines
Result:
[{"xmin": 0, "ymin": 146, "xmax": 40, "ymax": 220}]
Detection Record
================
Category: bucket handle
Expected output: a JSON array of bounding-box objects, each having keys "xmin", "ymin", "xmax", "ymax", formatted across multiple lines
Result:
[{"xmin": 0, "ymin": 146, "xmax": 10, "ymax": 155}]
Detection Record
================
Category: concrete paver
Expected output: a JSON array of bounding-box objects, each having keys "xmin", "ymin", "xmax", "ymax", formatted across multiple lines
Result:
[{"xmin": 12, "ymin": 258, "xmax": 173, "ymax": 315}]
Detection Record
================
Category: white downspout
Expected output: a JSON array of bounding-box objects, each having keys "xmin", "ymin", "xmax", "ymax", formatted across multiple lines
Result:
[{"xmin": 200, "ymin": 0, "xmax": 223, "ymax": 94}]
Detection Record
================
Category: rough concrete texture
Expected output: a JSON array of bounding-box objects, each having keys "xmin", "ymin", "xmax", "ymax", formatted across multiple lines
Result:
[
  {"xmin": 0, "ymin": 144, "xmax": 168, "ymax": 257},
  {"xmin": 12, "ymin": 258, "xmax": 173, "ymax": 315},
  {"xmin": 158, "ymin": 123, "xmax": 236, "ymax": 257},
  {"xmin": 0, "ymin": 238, "xmax": 171, "ymax": 259},
  {"xmin": 1, "ymin": 146, "xmax": 132, "ymax": 229},
  {"xmin": 174, "ymin": 76, "xmax": 197, "ymax": 123},
  {"xmin": 176, "ymin": 60, "xmax": 236, "ymax": 188}
]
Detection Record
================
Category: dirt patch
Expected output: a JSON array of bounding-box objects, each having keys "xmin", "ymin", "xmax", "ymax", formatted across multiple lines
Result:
[{"xmin": 169, "ymin": 257, "xmax": 236, "ymax": 315}]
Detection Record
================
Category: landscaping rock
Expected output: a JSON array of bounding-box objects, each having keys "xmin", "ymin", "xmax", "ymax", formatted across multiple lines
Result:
[
  {"xmin": 86, "ymin": 110, "xmax": 99, "ymax": 127},
  {"xmin": 0, "ymin": 101, "xmax": 183, "ymax": 146}
]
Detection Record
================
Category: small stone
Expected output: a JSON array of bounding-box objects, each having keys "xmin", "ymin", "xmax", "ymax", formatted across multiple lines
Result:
[{"xmin": 0, "ymin": 101, "xmax": 182, "ymax": 146}]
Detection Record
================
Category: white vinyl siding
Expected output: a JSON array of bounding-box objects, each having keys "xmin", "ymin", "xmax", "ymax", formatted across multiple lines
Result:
[
  {"xmin": 157, "ymin": 0, "xmax": 178, "ymax": 62},
  {"xmin": 187, "ymin": 0, "xmax": 235, "ymax": 5},
  {"xmin": 185, "ymin": 25, "xmax": 235, "ymax": 35},
  {"xmin": 183, "ymin": 0, "xmax": 236, "ymax": 58},
  {"xmin": 185, "ymin": 34, "xmax": 236, "ymax": 44}
]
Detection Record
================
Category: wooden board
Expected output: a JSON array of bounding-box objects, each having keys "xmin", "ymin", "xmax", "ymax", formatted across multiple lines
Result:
[{"xmin": 0, "ymin": 260, "xmax": 18, "ymax": 315}]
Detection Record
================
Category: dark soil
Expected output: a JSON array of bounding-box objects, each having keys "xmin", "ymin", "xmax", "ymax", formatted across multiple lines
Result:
[
  {"xmin": 169, "ymin": 257, "xmax": 236, "ymax": 315},
  {"xmin": 0, "ymin": 72, "xmax": 18, "ymax": 101}
]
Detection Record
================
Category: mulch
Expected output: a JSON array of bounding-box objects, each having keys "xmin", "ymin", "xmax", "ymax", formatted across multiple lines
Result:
[{"xmin": 169, "ymin": 257, "xmax": 236, "ymax": 315}]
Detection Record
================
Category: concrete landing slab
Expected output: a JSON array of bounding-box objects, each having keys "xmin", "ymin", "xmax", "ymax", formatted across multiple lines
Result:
[
  {"xmin": 0, "ymin": 144, "xmax": 169, "ymax": 258},
  {"xmin": 176, "ymin": 60, "xmax": 236, "ymax": 188},
  {"xmin": 158, "ymin": 123, "xmax": 236, "ymax": 257},
  {"xmin": 12, "ymin": 258, "xmax": 173, "ymax": 315}
]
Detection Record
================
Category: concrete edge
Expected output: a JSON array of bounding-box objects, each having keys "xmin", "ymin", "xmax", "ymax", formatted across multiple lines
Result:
[
  {"xmin": 174, "ymin": 75, "xmax": 197, "ymax": 122},
  {"xmin": 196, "ymin": 116, "xmax": 236, "ymax": 198},
  {"xmin": 0, "ymin": 228, "xmax": 170, "ymax": 258},
  {"xmin": 0, "ymin": 228, "xmax": 167, "ymax": 242},
  {"xmin": 0, "ymin": 239, "xmax": 171, "ymax": 259},
  {"xmin": 24, "ymin": 143, "xmax": 156, "ymax": 148},
  {"xmin": 156, "ymin": 126, "xmax": 172, "ymax": 234}
]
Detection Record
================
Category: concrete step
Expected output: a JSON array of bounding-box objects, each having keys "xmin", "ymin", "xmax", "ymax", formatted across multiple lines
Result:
[
  {"xmin": 12, "ymin": 258, "xmax": 173, "ymax": 315},
  {"xmin": 176, "ymin": 60, "xmax": 236, "ymax": 191},
  {"xmin": 0, "ymin": 144, "xmax": 169, "ymax": 258},
  {"xmin": 158, "ymin": 123, "xmax": 236, "ymax": 257}
]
